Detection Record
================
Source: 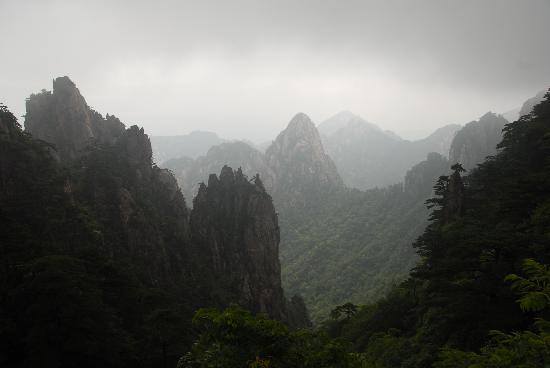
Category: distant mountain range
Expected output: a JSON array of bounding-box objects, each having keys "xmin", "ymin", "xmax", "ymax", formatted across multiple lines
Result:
[
  {"xmin": 319, "ymin": 111, "xmax": 460, "ymax": 189},
  {"xmin": 158, "ymin": 90, "xmax": 546, "ymax": 321},
  {"xmin": 150, "ymin": 131, "xmax": 225, "ymax": 164}
]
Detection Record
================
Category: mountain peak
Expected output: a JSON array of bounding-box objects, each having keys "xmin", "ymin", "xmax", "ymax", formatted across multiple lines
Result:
[
  {"xmin": 449, "ymin": 112, "xmax": 508, "ymax": 170},
  {"xmin": 286, "ymin": 112, "xmax": 316, "ymax": 133},
  {"xmin": 25, "ymin": 77, "xmax": 125, "ymax": 162},
  {"xmin": 265, "ymin": 114, "xmax": 343, "ymax": 205},
  {"xmin": 52, "ymin": 76, "xmax": 78, "ymax": 94}
]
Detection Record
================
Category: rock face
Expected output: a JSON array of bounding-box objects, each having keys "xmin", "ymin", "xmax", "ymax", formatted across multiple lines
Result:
[
  {"xmin": 164, "ymin": 113, "xmax": 343, "ymax": 210},
  {"xmin": 319, "ymin": 111, "xmax": 460, "ymax": 189},
  {"xmin": 190, "ymin": 166, "xmax": 286, "ymax": 319},
  {"xmin": 448, "ymin": 112, "xmax": 508, "ymax": 171},
  {"xmin": 265, "ymin": 113, "xmax": 343, "ymax": 207},
  {"xmin": 25, "ymin": 76, "xmax": 125, "ymax": 161},
  {"xmin": 22, "ymin": 77, "xmax": 292, "ymax": 322}
]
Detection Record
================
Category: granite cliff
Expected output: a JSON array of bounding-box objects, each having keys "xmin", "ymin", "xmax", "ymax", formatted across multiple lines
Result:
[
  {"xmin": 21, "ymin": 76, "xmax": 292, "ymax": 322},
  {"xmin": 190, "ymin": 166, "xmax": 286, "ymax": 319}
]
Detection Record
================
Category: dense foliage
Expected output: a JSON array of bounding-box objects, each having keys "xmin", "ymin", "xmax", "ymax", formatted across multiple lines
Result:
[
  {"xmin": 0, "ymin": 105, "xmax": 194, "ymax": 368},
  {"xmin": 178, "ymin": 305, "xmax": 360, "ymax": 368},
  {"xmin": 281, "ymin": 152, "xmax": 450, "ymax": 321},
  {"xmin": 325, "ymin": 91, "xmax": 550, "ymax": 367}
]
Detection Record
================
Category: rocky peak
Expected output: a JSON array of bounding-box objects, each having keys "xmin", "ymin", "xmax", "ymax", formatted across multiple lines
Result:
[
  {"xmin": 116, "ymin": 125, "xmax": 153, "ymax": 168},
  {"xmin": 449, "ymin": 112, "xmax": 507, "ymax": 171},
  {"xmin": 164, "ymin": 141, "xmax": 275, "ymax": 204},
  {"xmin": 25, "ymin": 76, "xmax": 125, "ymax": 162},
  {"xmin": 268, "ymin": 113, "xmax": 327, "ymax": 160},
  {"xmin": 265, "ymin": 113, "xmax": 343, "ymax": 203},
  {"xmin": 189, "ymin": 165, "xmax": 286, "ymax": 320}
]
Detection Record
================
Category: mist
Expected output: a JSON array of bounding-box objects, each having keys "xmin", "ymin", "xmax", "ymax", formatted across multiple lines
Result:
[{"xmin": 2, "ymin": 0, "xmax": 549, "ymax": 141}]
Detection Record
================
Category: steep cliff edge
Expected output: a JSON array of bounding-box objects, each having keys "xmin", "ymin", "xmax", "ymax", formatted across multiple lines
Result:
[
  {"xmin": 20, "ymin": 76, "xmax": 293, "ymax": 323},
  {"xmin": 25, "ymin": 76, "xmax": 125, "ymax": 162},
  {"xmin": 190, "ymin": 166, "xmax": 286, "ymax": 319}
]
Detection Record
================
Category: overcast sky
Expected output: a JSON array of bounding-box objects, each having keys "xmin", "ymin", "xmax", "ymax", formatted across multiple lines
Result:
[{"xmin": 2, "ymin": 0, "xmax": 549, "ymax": 141}]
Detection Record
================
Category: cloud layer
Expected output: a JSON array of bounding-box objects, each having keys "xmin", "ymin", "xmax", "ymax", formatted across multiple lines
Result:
[{"xmin": 2, "ymin": 0, "xmax": 549, "ymax": 140}]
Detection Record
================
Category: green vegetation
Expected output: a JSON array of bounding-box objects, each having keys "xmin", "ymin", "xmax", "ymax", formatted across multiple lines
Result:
[
  {"xmin": 2, "ymin": 87, "xmax": 549, "ymax": 367},
  {"xmin": 178, "ymin": 305, "xmax": 360, "ymax": 368},
  {"xmin": 281, "ymin": 152, "xmax": 449, "ymax": 321},
  {"xmin": 0, "ymin": 105, "xmax": 194, "ymax": 368},
  {"xmin": 324, "ymin": 91, "xmax": 550, "ymax": 367}
]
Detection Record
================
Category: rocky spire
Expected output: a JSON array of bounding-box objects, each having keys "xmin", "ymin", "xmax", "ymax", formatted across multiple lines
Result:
[{"xmin": 189, "ymin": 165, "xmax": 286, "ymax": 320}]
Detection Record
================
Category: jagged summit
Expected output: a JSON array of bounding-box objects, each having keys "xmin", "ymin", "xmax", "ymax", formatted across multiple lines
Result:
[
  {"xmin": 25, "ymin": 76, "xmax": 125, "ymax": 161},
  {"xmin": 190, "ymin": 165, "xmax": 286, "ymax": 319},
  {"xmin": 20, "ymin": 77, "xmax": 295, "ymax": 324}
]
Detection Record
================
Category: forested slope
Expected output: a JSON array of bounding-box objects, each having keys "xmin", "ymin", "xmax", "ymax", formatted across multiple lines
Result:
[{"xmin": 326, "ymin": 90, "xmax": 550, "ymax": 367}]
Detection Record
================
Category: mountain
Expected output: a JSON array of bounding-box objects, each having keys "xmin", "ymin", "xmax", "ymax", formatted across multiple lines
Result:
[
  {"xmin": 164, "ymin": 113, "xmax": 343, "ymax": 210},
  {"xmin": 500, "ymin": 90, "xmax": 546, "ymax": 123},
  {"xmin": 327, "ymin": 90, "xmax": 550, "ymax": 368},
  {"xmin": 164, "ymin": 141, "xmax": 273, "ymax": 202},
  {"xmin": 448, "ymin": 112, "xmax": 508, "ymax": 171},
  {"xmin": 161, "ymin": 111, "xmax": 456, "ymax": 321},
  {"xmin": 1, "ymin": 77, "xmax": 302, "ymax": 367},
  {"xmin": 519, "ymin": 89, "xmax": 547, "ymax": 117},
  {"xmin": 265, "ymin": 112, "xmax": 343, "ymax": 208},
  {"xmin": 190, "ymin": 166, "xmax": 286, "ymax": 319},
  {"xmin": 25, "ymin": 76, "xmax": 126, "ymax": 162},
  {"xmin": 320, "ymin": 111, "xmax": 460, "ymax": 189},
  {"xmin": 280, "ymin": 152, "xmax": 450, "ymax": 320},
  {"xmin": 150, "ymin": 131, "xmax": 224, "ymax": 164}
]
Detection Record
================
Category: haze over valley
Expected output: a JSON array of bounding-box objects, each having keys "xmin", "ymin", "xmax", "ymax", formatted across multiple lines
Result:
[{"xmin": 2, "ymin": 1, "xmax": 550, "ymax": 367}]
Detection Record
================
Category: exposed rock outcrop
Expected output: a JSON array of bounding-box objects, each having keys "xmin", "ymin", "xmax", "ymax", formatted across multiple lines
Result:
[
  {"xmin": 22, "ymin": 76, "xmax": 292, "ymax": 322},
  {"xmin": 165, "ymin": 141, "xmax": 275, "ymax": 202},
  {"xmin": 190, "ymin": 166, "xmax": 286, "ymax": 319},
  {"xmin": 265, "ymin": 113, "xmax": 343, "ymax": 207},
  {"xmin": 25, "ymin": 76, "xmax": 125, "ymax": 162},
  {"xmin": 448, "ymin": 112, "xmax": 507, "ymax": 171}
]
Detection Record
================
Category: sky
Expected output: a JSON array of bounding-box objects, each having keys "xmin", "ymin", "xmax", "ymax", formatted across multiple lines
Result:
[{"xmin": 1, "ymin": 0, "xmax": 550, "ymax": 142}]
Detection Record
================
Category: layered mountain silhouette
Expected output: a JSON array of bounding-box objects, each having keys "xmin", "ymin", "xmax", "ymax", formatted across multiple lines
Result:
[
  {"xmin": 319, "ymin": 111, "xmax": 460, "ymax": 189},
  {"xmin": 150, "ymin": 131, "xmax": 225, "ymax": 164},
  {"xmin": 448, "ymin": 112, "xmax": 508, "ymax": 171},
  {"xmin": 158, "ymin": 91, "xmax": 546, "ymax": 321},
  {"xmin": 1, "ymin": 77, "xmax": 316, "ymax": 367}
]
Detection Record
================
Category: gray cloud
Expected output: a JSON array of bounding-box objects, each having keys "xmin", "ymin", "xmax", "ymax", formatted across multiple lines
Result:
[{"xmin": 1, "ymin": 0, "xmax": 549, "ymax": 141}]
